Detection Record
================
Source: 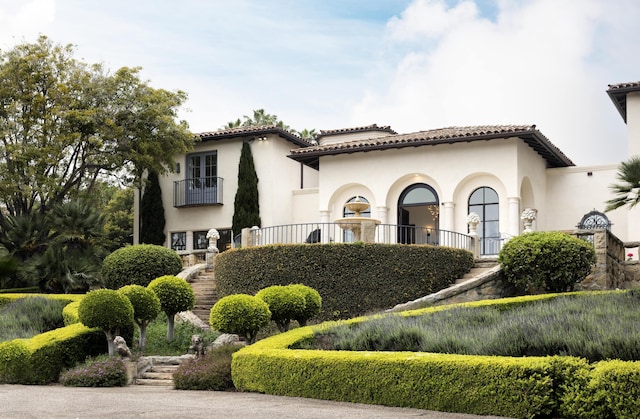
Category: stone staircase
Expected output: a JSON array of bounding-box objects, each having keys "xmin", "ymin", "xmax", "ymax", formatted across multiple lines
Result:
[
  {"xmin": 134, "ymin": 355, "xmax": 193, "ymax": 387},
  {"xmin": 455, "ymin": 257, "xmax": 500, "ymax": 284},
  {"xmin": 187, "ymin": 270, "xmax": 218, "ymax": 324}
]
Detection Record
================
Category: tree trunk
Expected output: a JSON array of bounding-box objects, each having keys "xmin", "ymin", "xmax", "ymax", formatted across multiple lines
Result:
[
  {"xmin": 167, "ymin": 313, "xmax": 175, "ymax": 341},
  {"xmin": 105, "ymin": 331, "xmax": 116, "ymax": 356},
  {"xmin": 138, "ymin": 321, "xmax": 148, "ymax": 350}
]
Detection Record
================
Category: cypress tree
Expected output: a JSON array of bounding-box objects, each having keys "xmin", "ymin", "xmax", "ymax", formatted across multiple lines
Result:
[
  {"xmin": 232, "ymin": 141, "xmax": 261, "ymax": 235},
  {"xmin": 140, "ymin": 171, "xmax": 166, "ymax": 245}
]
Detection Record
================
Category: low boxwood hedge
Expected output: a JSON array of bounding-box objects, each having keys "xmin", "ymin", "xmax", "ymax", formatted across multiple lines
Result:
[
  {"xmin": 0, "ymin": 293, "xmax": 108, "ymax": 384},
  {"xmin": 216, "ymin": 243, "xmax": 474, "ymax": 320},
  {"xmin": 232, "ymin": 293, "xmax": 640, "ymax": 418}
]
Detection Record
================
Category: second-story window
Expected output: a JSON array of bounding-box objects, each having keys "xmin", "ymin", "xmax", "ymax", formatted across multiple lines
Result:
[{"xmin": 188, "ymin": 151, "xmax": 217, "ymax": 187}]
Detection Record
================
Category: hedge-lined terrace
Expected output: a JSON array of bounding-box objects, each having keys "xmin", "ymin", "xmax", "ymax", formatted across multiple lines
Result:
[
  {"xmin": 215, "ymin": 243, "xmax": 475, "ymax": 320},
  {"xmin": 232, "ymin": 291, "xmax": 640, "ymax": 418}
]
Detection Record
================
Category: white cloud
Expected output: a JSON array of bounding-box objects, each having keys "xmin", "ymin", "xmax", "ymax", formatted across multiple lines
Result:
[
  {"xmin": 352, "ymin": 0, "xmax": 638, "ymax": 165},
  {"xmin": 0, "ymin": 0, "xmax": 55, "ymax": 48},
  {"xmin": 0, "ymin": 0, "xmax": 637, "ymax": 165}
]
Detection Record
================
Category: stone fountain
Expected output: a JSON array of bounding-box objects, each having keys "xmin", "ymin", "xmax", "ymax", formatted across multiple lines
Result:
[{"xmin": 335, "ymin": 197, "xmax": 381, "ymax": 243}]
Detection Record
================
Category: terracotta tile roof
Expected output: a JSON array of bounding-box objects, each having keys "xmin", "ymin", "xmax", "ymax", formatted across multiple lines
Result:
[
  {"xmin": 607, "ymin": 81, "xmax": 640, "ymax": 123},
  {"xmin": 318, "ymin": 124, "xmax": 397, "ymax": 138},
  {"xmin": 194, "ymin": 125, "xmax": 312, "ymax": 147},
  {"xmin": 289, "ymin": 124, "xmax": 574, "ymax": 170}
]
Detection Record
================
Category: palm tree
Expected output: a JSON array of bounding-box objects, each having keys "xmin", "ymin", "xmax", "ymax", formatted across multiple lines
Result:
[
  {"xmin": 606, "ymin": 156, "xmax": 640, "ymax": 211},
  {"xmin": 298, "ymin": 128, "xmax": 318, "ymax": 142}
]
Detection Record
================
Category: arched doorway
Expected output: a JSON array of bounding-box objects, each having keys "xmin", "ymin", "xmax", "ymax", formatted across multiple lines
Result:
[
  {"xmin": 397, "ymin": 184, "xmax": 439, "ymax": 244},
  {"xmin": 468, "ymin": 187, "xmax": 499, "ymax": 255}
]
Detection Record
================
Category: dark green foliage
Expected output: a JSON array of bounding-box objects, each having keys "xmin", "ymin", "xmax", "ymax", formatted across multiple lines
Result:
[
  {"xmin": 102, "ymin": 186, "xmax": 134, "ymax": 252},
  {"xmin": 101, "ymin": 244, "xmax": 182, "ymax": 289},
  {"xmin": 78, "ymin": 289, "xmax": 134, "ymax": 356},
  {"xmin": 498, "ymin": 231, "xmax": 596, "ymax": 292},
  {"xmin": 147, "ymin": 275, "xmax": 195, "ymax": 341},
  {"xmin": 256, "ymin": 285, "xmax": 306, "ymax": 332},
  {"xmin": 1, "ymin": 199, "xmax": 108, "ymax": 293},
  {"xmin": 118, "ymin": 284, "xmax": 161, "ymax": 350},
  {"xmin": 59, "ymin": 355, "xmax": 127, "ymax": 387},
  {"xmin": 140, "ymin": 171, "xmax": 166, "ymax": 245},
  {"xmin": 215, "ymin": 244, "xmax": 474, "ymax": 320},
  {"xmin": 209, "ymin": 294, "xmax": 271, "ymax": 343},
  {"xmin": 606, "ymin": 155, "xmax": 640, "ymax": 211},
  {"xmin": 305, "ymin": 292, "xmax": 640, "ymax": 362},
  {"xmin": 287, "ymin": 284, "xmax": 322, "ymax": 326},
  {"xmin": 0, "ymin": 297, "xmax": 67, "ymax": 341},
  {"xmin": 174, "ymin": 344, "xmax": 243, "ymax": 390},
  {"xmin": 231, "ymin": 141, "xmax": 261, "ymax": 235}
]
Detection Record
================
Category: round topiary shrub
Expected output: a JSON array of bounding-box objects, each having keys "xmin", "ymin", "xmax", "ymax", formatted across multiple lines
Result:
[
  {"xmin": 78, "ymin": 289, "xmax": 134, "ymax": 356},
  {"xmin": 256, "ymin": 285, "xmax": 306, "ymax": 332},
  {"xmin": 287, "ymin": 284, "xmax": 322, "ymax": 326},
  {"xmin": 498, "ymin": 231, "xmax": 596, "ymax": 293},
  {"xmin": 147, "ymin": 275, "xmax": 195, "ymax": 341},
  {"xmin": 101, "ymin": 244, "xmax": 182, "ymax": 289},
  {"xmin": 209, "ymin": 294, "xmax": 271, "ymax": 344},
  {"xmin": 118, "ymin": 285, "xmax": 161, "ymax": 349}
]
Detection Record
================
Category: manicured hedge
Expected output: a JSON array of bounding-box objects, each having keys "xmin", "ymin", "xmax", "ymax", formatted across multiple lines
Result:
[
  {"xmin": 0, "ymin": 294, "xmax": 109, "ymax": 384},
  {"xmin": 216, "ymin": 243, "xmax": 474, "ymax": 320},
  {"xmin": 101, "ymin": 244, "xmax": 182, "ymax": 289},
  {"xmin": 232, "ymin": 293, "xmax": 640, "ymax": 418}
]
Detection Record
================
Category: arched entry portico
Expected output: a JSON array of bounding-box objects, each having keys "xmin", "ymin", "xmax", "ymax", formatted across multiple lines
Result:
[{"xmin": 397, "ymin": 183, "xmax": 439, "ymax": 244}]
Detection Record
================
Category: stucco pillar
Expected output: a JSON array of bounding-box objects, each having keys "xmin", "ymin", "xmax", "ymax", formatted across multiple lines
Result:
[
  {"xmin": 320, "ymin": 210, "xmax": 331, "ymax": 243},
  {"xmin": 375, "ymin": 206, "xmax": 388, "ymax": 243},
  {"xmin": 441, "ymin": 202, "xmax": 454, "ymax": 232},
  {"xmin": 507, "ymin": 197, "xmax": 520, "ymax": 237}
]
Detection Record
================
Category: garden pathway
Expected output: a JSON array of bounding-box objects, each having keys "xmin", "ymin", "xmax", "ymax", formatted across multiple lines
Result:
[{"xmin": 0, "ymin": 384, "xmax": 512, "ymax": 418}]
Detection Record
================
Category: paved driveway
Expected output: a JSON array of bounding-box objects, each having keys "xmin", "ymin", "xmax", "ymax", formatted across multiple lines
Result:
[{"xmin": 0, "ymin": 385, "xmax": 510, "ymax": 418}]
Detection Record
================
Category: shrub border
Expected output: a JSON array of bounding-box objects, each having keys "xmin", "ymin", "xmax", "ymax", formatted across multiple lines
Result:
[
  {"xmin": 232, "ymin": 291, "xmax": 640, "ymax": 418},
  {"xmin": 0, "ymin": 294, "xmax": 105, "ymax": 384}
]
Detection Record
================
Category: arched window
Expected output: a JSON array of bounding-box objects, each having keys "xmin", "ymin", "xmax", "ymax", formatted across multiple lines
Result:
[
  {"xmin": 577, "ymin": 210, "xmax": 611, "ymax": 230},
  {"xmin": 397, "ymin": 183, "xmax": 439, "ymax": 244},
  {"xmin": 468, "ymin": 187, "xmax": 499, "ymax": 255},
  {"xmin": 343, "ymin": 196, "xmax": 370, "ymax": 242}
]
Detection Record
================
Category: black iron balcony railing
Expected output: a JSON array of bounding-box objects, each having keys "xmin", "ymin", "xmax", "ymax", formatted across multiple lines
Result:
[{"xmin": 173, "ymin": 177, "xmax": 223, "ymax": 207}]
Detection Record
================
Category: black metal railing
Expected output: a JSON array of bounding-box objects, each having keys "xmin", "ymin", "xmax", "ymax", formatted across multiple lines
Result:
[
  {"xmin": 173, "ymin": 177, "xmax": 223, "ymax": 207},
  {"xmin": 246, "ymin": 222, "xmax": 473, "ymax": 252}
]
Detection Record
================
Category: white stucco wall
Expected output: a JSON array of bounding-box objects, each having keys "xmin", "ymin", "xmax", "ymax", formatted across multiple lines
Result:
[
  {"xmin": 159, "ymin": 137, "xmax": 241, "ymax": 246},
  {"xmin": 545, "ymin": 164, "xmax": 624, "ymax": 236},
  {"xmin": 316, "ymin": 137, "xmax": 544, "ymax": 236}
]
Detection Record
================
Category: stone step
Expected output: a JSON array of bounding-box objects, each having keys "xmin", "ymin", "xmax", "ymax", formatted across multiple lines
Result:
[
  {"xmin": 135, "ymin": 378, "xmax": 174, "ymax": 386},
  {"xmin": 140, "ymin": 371, "xmax": 174, "ymax": 380}
]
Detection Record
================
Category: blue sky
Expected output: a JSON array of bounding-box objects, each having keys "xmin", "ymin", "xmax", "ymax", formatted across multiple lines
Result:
[{"xmin": 1, "ymin": 0, "xmax": 639, "ymax": 165}]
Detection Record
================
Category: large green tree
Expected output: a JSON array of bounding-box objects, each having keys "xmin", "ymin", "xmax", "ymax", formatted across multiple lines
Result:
[
  {"xmin": 0, "ymin": 36, "xmax": 192, "ymax": 289},
  {"xmin": 232, "ymin": 141, "xmax": 261, "ymax": 235},
  {"xmin": 0, "ymin": 36, "xmax": 193, "ymax": 223},
  {"xmin": 140, "ymin": 171, "xmax": 166, "ymax": 245},
  {"xmin": 606, "ymin": 156, "xmax": 640, "ymax": 211}
]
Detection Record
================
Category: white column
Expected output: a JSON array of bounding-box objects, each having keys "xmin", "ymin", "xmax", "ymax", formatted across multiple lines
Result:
[
  {"xmin": 320, "ymin": 210, "xmax": 331, "ymax": 243},
  {"xmin": 376, "ymin": 206, "xmax": 388, "ymax": 224},
  {"xmin": 375, "ymin": 206, "xmax": 388, "ymax": 243},
  {"xmin": 508, "ymin": 197, "xmax": 520, "ymax": 237},
  {"xmin": 441, "ymin": 202, "xmax": 455, "ymax": 232}
]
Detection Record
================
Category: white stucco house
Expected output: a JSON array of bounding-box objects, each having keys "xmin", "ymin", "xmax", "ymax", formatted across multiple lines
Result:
[{"xmin": 133, "ymin": 81, "xmax": 640, "ymax": 262}]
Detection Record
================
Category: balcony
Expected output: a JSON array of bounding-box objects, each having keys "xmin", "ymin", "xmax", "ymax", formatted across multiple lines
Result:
[{"xmin": 173, "ymin": 177, "xmax": 223, "ymax": 207}]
